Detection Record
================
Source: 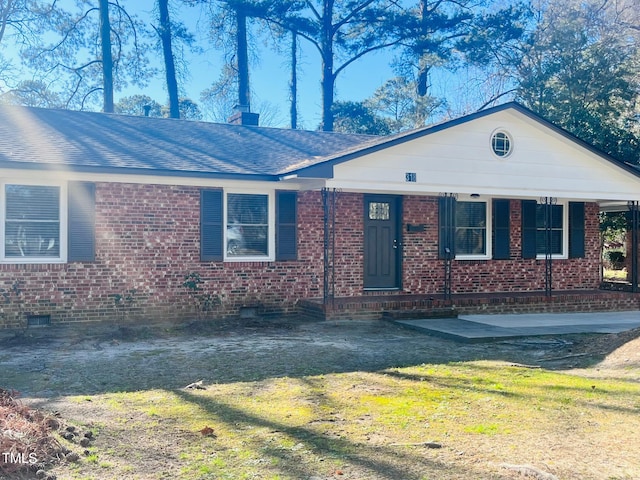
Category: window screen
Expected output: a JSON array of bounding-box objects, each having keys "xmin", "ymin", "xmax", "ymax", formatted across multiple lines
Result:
[
  {"xmin": 5, "ymin": 185, "xmax": 60, "ymax": 258},
  {"xmin": 227, "ymin": 193, "xmax": 268, "ymax": 257},
  {"xmin": 455, "ymin": 201, "xmax": 486, "ymax": 255}
]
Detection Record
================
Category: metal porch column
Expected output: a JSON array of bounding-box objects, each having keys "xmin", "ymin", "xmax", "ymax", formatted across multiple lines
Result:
[
  {"xmin": 629, "ymin": 201, "xmax": 639, "ymax": 293},
  {"xmin": 541, "ymin": 197, "xmax": 557, "ymax": 297},
  {"xmin": 322, "ymin": 188, "xmax": 338, "ymax": 305},
  {"xmin": 441, "ymin": 193, "xmax": 456, "ymax": 301}
]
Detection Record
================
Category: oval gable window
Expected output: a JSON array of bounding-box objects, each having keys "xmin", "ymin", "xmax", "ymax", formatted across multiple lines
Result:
[{"xmin": 491, "ymin": 131, "xmax": 512, "ymax": 157}]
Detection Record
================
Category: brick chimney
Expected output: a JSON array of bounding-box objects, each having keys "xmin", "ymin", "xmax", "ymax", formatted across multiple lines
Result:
[{"xmin": 228, "ymin": 104, "xmax": 259, "ymax": 126}]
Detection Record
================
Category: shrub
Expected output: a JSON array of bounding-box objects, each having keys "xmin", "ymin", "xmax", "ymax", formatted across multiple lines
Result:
[{"xmin": 605, "ymin": 250, "xmax": 626, "ymax": 270}]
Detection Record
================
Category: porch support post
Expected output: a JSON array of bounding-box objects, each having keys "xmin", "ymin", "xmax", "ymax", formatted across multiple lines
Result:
[
  {"xmin": 628, "ymin": 201, "xmax": 639, "ymax": 293},
  {"xmin": 322, "ymin": 188, "xmax": 338, "ymax": 305},
  {"xmin": 541, "ymin": 196, "xmax": 557, "ymax": 297},
  {"xmin": 440, "ymin": 193, "xmax": 456, "ymax": 301}
]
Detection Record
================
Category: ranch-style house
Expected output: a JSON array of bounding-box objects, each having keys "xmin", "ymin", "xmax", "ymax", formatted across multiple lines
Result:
[{"xmin": 0, "ymin": 102, "xmax": 639, "ymax": 328}]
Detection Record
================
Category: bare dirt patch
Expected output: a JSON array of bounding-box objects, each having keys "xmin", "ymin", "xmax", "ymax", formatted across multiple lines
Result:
[{"xmin": 2, "ymin": 318, "xmax": 640, "ymax": 479}]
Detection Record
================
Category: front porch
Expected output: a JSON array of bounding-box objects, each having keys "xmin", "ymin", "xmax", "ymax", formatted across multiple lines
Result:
[{"xmin": 297, "ymin": 289, "xmax": 640, "ymax": 321}]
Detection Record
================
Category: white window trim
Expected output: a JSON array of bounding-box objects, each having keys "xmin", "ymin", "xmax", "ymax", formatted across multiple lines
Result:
[
  {"xmin": 455, "ymin": 198, "xmax": 492, "ymax": 261},
  {"xmin": 223, "ymin": 189, "xmax": 275, "ymax": 262},
  {"xmin": 0, "ymin": 181, "xmax": 68, "ymax": 264},
  {"xmin": 490, "ymin": 128, "xmax": 514, "ymax": 158},
  {"xmin": 535, "ymin": 200, "xmax": 569, "ymax": 260}
]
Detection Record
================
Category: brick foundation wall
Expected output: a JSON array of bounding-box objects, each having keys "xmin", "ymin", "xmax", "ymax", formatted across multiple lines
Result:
[
  {"xmin": 298, "ymin": 290, "xmax": 640, "ymax": 320},
  {"xmin": 0, "ymin": 187, "xmax": 605, "ymax": 328}
]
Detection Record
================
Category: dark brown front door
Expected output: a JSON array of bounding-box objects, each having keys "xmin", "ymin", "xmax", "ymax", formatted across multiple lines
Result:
[{"xmin": 364, "ymin": 195, "xmax": 401, "ymax": 289}]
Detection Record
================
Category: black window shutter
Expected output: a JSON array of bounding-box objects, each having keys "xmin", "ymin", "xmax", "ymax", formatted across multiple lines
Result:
[
  {"xmin": 521, "ymin": 200, "xmax": 537, "ymax": 259},
  {"xmin": 201, "ymin": 189, "xmax": 223, "ymax": 261},
  {"xmin": 492, "ymin": 199, "xmax": 510, "ymax": 259},
  {"xmin": 68, "ymin": 182, "xmax": 96, "ymax": 262},
  {"xmin": 569, "ymin": 202, "xmax": 585, "ymax": 258},
  {"xmin": 276, "ymin": 191, "xmax": 297, "ymax": 261},
  {"xmin": 438, "ymin": 196, "xmax": 456, "ymax": 259}
]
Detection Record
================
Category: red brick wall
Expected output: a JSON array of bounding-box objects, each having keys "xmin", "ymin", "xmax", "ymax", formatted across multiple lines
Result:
[
  {"xmin": 400, "ymin": 197, "xmax": 601, "ymax": 295},
  {"xmin": 332, "ymin": 193, "xmax": 364, "ymax": 296},
  {"xmin": 319, "ymin": 193, "xmax": 601, "ymax": 298},
  {"xmin": 0, "ymin": 186, "xmax": 603, "ymax": 328},
  {"xmin": 0, "ymin": 185, "xmax": 326, "ymax": 327}
]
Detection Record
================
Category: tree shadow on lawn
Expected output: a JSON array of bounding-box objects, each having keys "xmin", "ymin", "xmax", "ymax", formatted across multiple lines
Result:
[
  {"xmin": 383, "ymin": 364, "xmax": 640, "ymax": 416},
  {"xmin": 6, "ymin": 319, "xmax": 639, "ymax": 480},
  {"xmin": 172, "ymin": 388, "xmax": 516, "ymax": 480}
]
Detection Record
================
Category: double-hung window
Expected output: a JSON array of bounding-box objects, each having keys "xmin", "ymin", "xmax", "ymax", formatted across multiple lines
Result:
[
  {"xmin": 2, "ymin": 183, "xmax": 66, "ymax": 263},
  {"xmin": 455, "ymin": 201, "xmax": 488, "ymax": 258},
  {"xmin": 201, "ymin": 189, "xmax": 297, "ymax": 262},
  {"xmin": 522, "ymin": 200, "xmax": 584, "ymax": 259},
  {"xmin": 535, "ymin": 203, "xmax": 564, "ymax": 256},
  {"xmin": 226, "ymin": 193, "xmax": 270, "ymax": 258}
]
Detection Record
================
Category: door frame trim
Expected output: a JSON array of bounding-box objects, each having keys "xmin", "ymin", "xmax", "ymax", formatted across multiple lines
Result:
[{"xmin": 363, "ymin": 194, "xmax": 403, "ymax": 290}]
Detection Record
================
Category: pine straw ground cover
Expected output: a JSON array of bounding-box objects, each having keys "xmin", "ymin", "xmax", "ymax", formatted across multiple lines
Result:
[
  {"xmin": 2, "ymin": 320, "xmax": 640, "ymax": 479},
  {"xmin": 0, "ymin": 388, "xmax": 65, "ymax": 479}
]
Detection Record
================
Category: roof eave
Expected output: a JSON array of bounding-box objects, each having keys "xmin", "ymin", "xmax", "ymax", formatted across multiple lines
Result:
[{"xmin": 0, "ymin": 161, "xmax": 279, "ymax": 182}]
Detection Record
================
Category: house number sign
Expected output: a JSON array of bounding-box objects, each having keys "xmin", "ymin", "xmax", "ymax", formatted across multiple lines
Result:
[{"xmin": 405, "ymin": 172, "xmax": 417, "ymax": 182}]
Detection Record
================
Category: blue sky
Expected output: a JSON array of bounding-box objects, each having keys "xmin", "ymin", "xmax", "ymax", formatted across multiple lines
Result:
[
  {"xmin": 1, "ymin": 1, "xmax": 478, "ymax": 128},
  {"xmin": 0, "ymin": 1, "xmax": 397, "ymax": 127},
  {"xmin": 130, "ymin": 2, "xmax": 495, "ymax": 127},
  {"xmin": 128, "ymin": 2, "xmax": 398, "ymax": 128}
]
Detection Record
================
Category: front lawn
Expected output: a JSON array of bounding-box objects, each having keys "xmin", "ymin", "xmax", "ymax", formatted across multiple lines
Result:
[{"xmin": 46, "ymin": 361, "xmax": 640, "ymax": 480}]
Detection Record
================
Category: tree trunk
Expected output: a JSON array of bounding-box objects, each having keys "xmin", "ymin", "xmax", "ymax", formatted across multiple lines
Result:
[
  {"xmin": 99, "ymin": 0, "xmax": 114, "ymax": 113},
  {"xmin": 158, "ymin": 0, "xmax": 180, "ymax": 118},
  {"xmin": 321, "ymin": 62, "xmax": 335, "ymax": 131},
  {"xmin": 417, "ymin": 58, "xmax": 430, "ymax": 97},
  {"xmin": 290, "ymin": 31, "xmax": 298, "ymax": 129},
  {"xmin": 320, "ymin": 0, "xmax": 334, "ymax": 131},
  {"xmin": 416, "ymin": 0, "xmax": 429, "ymax": 97},
  {"xmin": 237, "ymin": 6, "xmax": 250, "ymax": 109}
]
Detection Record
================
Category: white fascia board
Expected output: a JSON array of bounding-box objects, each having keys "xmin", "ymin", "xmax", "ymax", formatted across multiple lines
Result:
[
  {"xmin": 0, "ymin": 167, "xmax": 301, "ymax": 191},
  {"xmin": 324, "ymin": 179, "xmax": 605, "ymax": 201}
]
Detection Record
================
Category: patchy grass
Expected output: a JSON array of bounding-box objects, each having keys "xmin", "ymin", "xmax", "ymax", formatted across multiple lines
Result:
[
  {"xmin": 44, "ymin": 361, "xmax": 640, "ymax": 480},
  {"xmin": 603, "ymin": 267, "xmax": 628, "ymax": 281}
]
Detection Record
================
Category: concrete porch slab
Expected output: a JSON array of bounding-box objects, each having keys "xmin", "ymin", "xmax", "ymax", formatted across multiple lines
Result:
[{"xmin": 392, "ymin": 311, "xmax": 640, "ymax": 342}]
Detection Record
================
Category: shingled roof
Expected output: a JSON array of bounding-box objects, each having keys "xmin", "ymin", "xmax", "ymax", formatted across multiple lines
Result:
[
  {"xmin": 0, "ymin": 105, "xmax": 377, "ymax": 179},
  {"xmin": 4, "ymin": 103, "xmax": 635, "ymax": 182}
]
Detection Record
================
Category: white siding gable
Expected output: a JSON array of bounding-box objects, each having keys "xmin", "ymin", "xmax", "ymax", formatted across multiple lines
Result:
[{"xmin": 328, "ymin": 109, "xmax": 640, "ymax": 201}]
